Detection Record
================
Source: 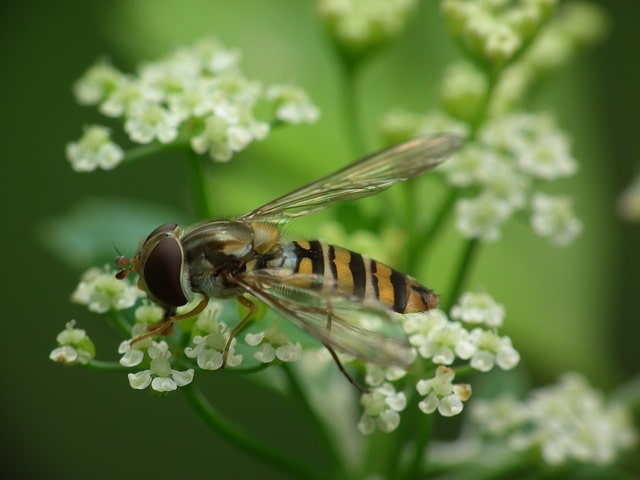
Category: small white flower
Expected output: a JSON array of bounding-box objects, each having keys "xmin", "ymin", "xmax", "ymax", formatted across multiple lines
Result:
[
  {"xmin": 118, "ymin": 323, "xmax": 153, "ymax": 367},
  {"xmin": 416, "ymin": 366, "xmax": 471, "ymax": 417},
  {"xmin": 479, "ymin": 161, "xmax": 530, "ymax": 210},
  {"xmin": 418, "ymin": 321, "xmax": 475, "ymax": 365},
  {"xmin": 73, "ymin": 60, "xmax": 126, "ymax": 105},
  {"xmin": 484, "ymin": 24, "xmax": 522, "ymax": 64},
  {"xmin": 184, "ymin": 303, "xmax": 242, "ymax": 370},
  {"xmin": 517, "ymin": 131, "xmax": 577, "ymax": 180},
  {"xmin": 266, "ymin": 85, "xmax": 320, "ymax": 124},
  {"xmin": 480, "ymin": 112, "xmax": 559, "ymax": 163},
  {"xmin": 357, "ymin": 382, "xmax": 407, "ymax": 435},
  {"xmin": 450, "ymin": 291, "xmax": 505, "ymax": 328},
  {"xmin": 317, "ymin": 0, "xmax": 418, "ymax": 53},
  {"xmin": 191, "ymin": 37, "xmax": 241, "ymax": 75},
  {"xmin": 470, "ymin": 394, "xmax": 527, "ymax": 435},
  {"xmin": 468, "ymin": 328, "xmax": 520, "ymax": 371},
  {"xmin": 475, "ymin": 373, "xmax": 637, "ymax": 466},
  {"xmin": 71, "ymin": 265, "xmax": 143, "ymax": 313},
  {"xmin": 99, "ymin": 78, "xmax": 163, "ymax": 118},
  {"xmin": 191, "ymin": 106, "xmax": 269, "ymax": 162},
  {"xmin": 442, "ymin": 0, "xmax": 551, "ymax": 66},
  {"xmin": 245, "ymin": 326, "xmax": 302, "ymax": 364},
  {"xmin": 124, "ymin": 101, "xmax": 181, "ymax": 144},
  {"xmin": 531, "ymin": 192, "xmax": 582, "ymax": 246},
  {"xmin": 66, "ymin": 125, "xmax": 124, "ymax": 172},
  {"xmin": 403, "ymin": 310, "xmax": 448, "ymax": 346},
  {"xmin": 403, "ymin": 310, "xmax": 476, "ymax": 364},
  {"xmin": 49, "ymin": 320, "xmax": 95, "ymax": 365},
  {"xmin": 166, "ymin": 77, "xmax": 218, "ymax": 120},
  {"xmin": 364, "ymin": 364, "xmax": 407, "ymax": 388},
  {"xmin": 455, "ymin": 192, "xmax": 513, "ymax": 242},
  {"xmin": 127, "ymin": 341, "xmax": 194, "ymax": 393},
  {"xmin": 440, "ymin": 143, "xmax": 495, "ymax": 188}
]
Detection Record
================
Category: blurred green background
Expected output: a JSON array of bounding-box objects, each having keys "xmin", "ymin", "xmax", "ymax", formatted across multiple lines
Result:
[{"xmin": 1, "ymin": 1, "xmax": 639, "ymax": 478}]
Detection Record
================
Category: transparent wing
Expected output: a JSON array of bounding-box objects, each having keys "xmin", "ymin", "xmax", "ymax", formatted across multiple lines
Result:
[
  {"xmin": 235, "ymin": 269, "xmax": 415, "ymax": 366},
  {"xmin": 237, "ymin": 134, "xmax": 463, "ymax": 223}
]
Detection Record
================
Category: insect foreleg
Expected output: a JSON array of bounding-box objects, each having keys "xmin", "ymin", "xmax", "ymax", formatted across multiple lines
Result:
[{"xmin": 129, "ymin": 296, "xmax": 209, "ymax": 346}]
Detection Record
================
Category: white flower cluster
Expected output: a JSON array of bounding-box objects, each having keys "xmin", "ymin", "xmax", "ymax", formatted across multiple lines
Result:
[
  {"xmin": 442, "ymin": 0, "xmax": 557, "ymax": 68},
  {"xmin": 404, "ymin": 292, "xmax": 520, "ymax": 373},
  {"xmin": 185, "ymin": 303, "xmax": 243, "ymax": 370},
  {"xmin": 71, "ymin": 265, "xmax": 144, "ymax": 313},
  {"xmin": 444, "ymin": 113, "xmax": 582, "ymax": 245},
  {"xmin": 68, "ymin": 38, "xmax": 319, "ymax": 171},
  {"xmin": 245, "ymin": 325, "xmax": 302, "ymax": 364},
  {"xmin": 66, "ymin": 125, "xmax": 123, "ymax": 172},
  {"xmin": 472, "ymin": 373, "xmax": 637, "ymax": 466},
  {"xmin": 358, "ymin": 382, "xmax": 407, "ymax": 434},
  {"xmin": 63, "ymin": 264, "xmax": 311, "ymax": 392},
  {"xmin": 116, "ymin": 305, "xmax": 194, "ymax": 393},
  {"xmin": 490, "ymin": 3, "xmax": 607, "ymax": 115},
  {"xmin": 357, "ymin": 291, "xmax": 517, "ymax": 434},
  {"xmin": 125, "ymin": 340, "xmax": 195, "ymax": 393},
  {"xmin": 49, "ymin": 320, "xmax": 95, "ymax": 365},
  {"xmin": 416, "ymin": 366, "xmax": 472, "ymax": 417},
  {"xmin": 317, "ymin": 0, "xmax": 417, "ymax": 54}
]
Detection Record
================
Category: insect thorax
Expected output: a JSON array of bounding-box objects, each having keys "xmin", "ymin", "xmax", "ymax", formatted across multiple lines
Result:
[{"xmin": 181, "ymin": 220, "xmax": 281, "ymax": 298}]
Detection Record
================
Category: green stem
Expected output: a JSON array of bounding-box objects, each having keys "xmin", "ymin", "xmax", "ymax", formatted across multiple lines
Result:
[
  {"xmin": 469, "ymin": 71, "xmax": 499, "ymax": 139},
  {"xmin": 107, "ymin": 308, "xmax": 132, "ymax": 338},
  {"xmin": 121, "ymin": 136, "xmax": 190, "ymax": 164},
  {"xmin": 338, "ymin": 55, "xmax": 367, "ymax": 158},
  {"xmin": 187, "ymin": 150, "xmax": 214, "ymax": 219},
  {"xmin": 444, "ymin": 238, "xmax": 479, "ymax": 312},
  {"xmin": 378, "ymin": 390, "xmax": 418, "ymax": 478},
  {"xmin": 407, "ymin": 187, "xmax": 459, "ymax": 275},
  {"xmin": 280, "ymin": 364, "xmax": 345, "ymax": 476},
  {"xmin": 181, "ymin": 383, "xmax": 323, "ymax": 480},
  {"xmin": 401, "ymin": 409, "xmax": 433, "ymax": 480},
  {"xmin": 85, "ymin": 359, "xmax": 131, "ymax": 373},
  {"xmin": 222, "ymin": 363, "xmax": 273, "ymax": 375}
]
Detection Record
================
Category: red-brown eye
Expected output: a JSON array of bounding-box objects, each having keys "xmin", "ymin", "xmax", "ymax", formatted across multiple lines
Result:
[
  {"xmin": 144, "ymin": 235, "xmax": 188, "ymax": 307},
  {"xmin": 144, "ymin": 223, "xmax": 178, "ymax": 244}
]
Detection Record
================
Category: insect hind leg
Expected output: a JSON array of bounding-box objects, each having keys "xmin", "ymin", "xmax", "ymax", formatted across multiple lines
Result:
[
  {"xmin": 323, "ymin": 342, "xmax": 368, "ymax": 393},
  {"xmin": 320, "ymin": 300, "xmax": 368, "ymax": 391},
  {"xmin": 222, "ymin": 296, "xmax": 256, "ymax": 367}
]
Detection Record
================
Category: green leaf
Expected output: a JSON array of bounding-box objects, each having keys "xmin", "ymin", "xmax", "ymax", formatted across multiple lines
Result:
[{"xmin": 38, "ymin": 197, "xmax": 189, "ymax": 269}]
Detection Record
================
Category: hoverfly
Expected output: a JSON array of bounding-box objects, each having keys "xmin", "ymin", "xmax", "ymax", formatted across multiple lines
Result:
[{"xmin": 116, "ymin": 134, "xmax": 462, "ymax": 388}]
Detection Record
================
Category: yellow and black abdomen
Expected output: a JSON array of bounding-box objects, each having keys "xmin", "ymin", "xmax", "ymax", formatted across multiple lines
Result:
[{"xmin": 280, "ymin": 240, "xmax": 439, "ymax": 314}]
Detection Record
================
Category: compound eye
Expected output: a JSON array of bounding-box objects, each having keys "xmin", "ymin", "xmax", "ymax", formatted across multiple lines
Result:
[
  {"xmin": 144, "ymin": 223, "xmax": 178, "ymax": 244},
  {"xmin": 143, "ymin": 235, "xmax": 188, "ymax": 307}
]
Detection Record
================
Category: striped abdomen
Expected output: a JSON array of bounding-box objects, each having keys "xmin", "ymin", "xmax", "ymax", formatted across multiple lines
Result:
[{"xmin": 276, "ymin": 240, "xmax": 439, "ymax": 314}]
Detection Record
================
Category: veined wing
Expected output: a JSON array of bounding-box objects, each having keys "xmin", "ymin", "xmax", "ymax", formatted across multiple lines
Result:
[
  {"xmin": 237, "ymin": 134, "xmax": 463, "ymax": 223},
  {"xmin": 235, "ymin": 268, "xmax": 415, "ymax": 366}
]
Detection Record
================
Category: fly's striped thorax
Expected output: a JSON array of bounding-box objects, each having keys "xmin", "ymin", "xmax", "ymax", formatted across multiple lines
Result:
[{"xmin": 278, "ymin": 240, "xmax": 439, "ymax": 314}]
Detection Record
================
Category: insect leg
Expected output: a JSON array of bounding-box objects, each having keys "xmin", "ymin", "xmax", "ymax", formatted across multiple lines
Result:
[
  {"xmin": 129, "ymin": 296, "xmax": 209, "ymax": 346},
  {"xmin": 323, "ymin": 342, "xmax": 368, "ymax": 393},
  {"xmin": 222, "ymin": 296, "xmax": 257, "ymax": 367}
]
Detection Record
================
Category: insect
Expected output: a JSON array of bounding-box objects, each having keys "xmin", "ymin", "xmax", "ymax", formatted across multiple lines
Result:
[{"xmin": 115, "ymin": 134, "xmax": 462, "ymax": 388}]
